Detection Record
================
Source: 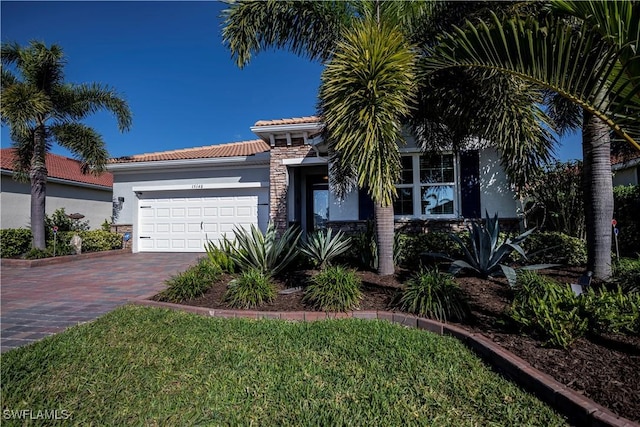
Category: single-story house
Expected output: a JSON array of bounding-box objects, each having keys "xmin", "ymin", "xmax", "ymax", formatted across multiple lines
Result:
[
  {"xmin": 109, "ymin": 116, "xmax": 518, "ymax": 253},
  {"xmin": 1, "ymin": 149, "xmax": 114, "ymax": 229}
]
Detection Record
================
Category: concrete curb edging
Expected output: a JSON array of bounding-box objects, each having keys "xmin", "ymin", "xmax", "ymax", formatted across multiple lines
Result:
[
  {"xmin": 130, "ymin": 299, "xmax": 639, "ymax": 427},
  {"xmin": 1, "ymin": 248, "xmax": 132, "ymax": 268}
]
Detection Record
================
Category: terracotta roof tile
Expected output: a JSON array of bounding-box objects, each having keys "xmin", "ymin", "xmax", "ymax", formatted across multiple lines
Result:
[
  {"xmin": 1, "ymin": 149, "xmax": 112, "ymax": 188},
  {"xmin": 254, "ymin": 116, "xmax": 321, "ymax": 127},
  {"xmin": 110, "ymin": 139, "xmax": 270, "ymax": 163}
]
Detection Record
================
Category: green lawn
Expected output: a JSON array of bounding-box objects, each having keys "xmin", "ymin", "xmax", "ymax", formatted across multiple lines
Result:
[{"xmin": 1, "ymin": 306, "xmax": 567, "ymax": 426}]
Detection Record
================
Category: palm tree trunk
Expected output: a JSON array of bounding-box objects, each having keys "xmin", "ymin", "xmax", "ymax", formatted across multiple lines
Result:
[
  {"xmin": 582, "ymin": 112, "xmax": 613, "ymax": 280},
  {"xmin": 375, "ymin": 203, "xmax": 395, "ymax": 276},
  {"xmin": 30, "ymin": 125, "xmax": 48, "ymax": 250}
]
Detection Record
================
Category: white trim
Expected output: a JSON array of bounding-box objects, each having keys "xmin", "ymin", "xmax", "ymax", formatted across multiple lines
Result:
[
  {"xmin": 107, "ymin": 153, "xmax": 270, "ymax": 172},
  {"xmin": 612, "ymin": 157, "xmax": 640, "ymax": 171},
  {"xmin": 132, "ymin": 182, "xmax": 269, "ymax": 192},
  {"xmin": 282, "ymin": 157, "xmax": 328, "ymax": 166},
  {"xmin": 250, "ymin": 122, "xmax": 323, "ymax": 135}
]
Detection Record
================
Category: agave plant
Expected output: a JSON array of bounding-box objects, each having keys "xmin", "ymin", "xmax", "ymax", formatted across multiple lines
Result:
[
  {"xmin": 204, "ymin": 238, "xmax": 236, "ymax": 273},
  {"xmin": 449, "ymin": 212, "xmax": 535, "ymax": 279},
  {"xmin": 227, "ymin": 222, "xmax": 301, "ymax": 277},
  {"xmin": 299, "ymin": 229, "xmax": 352, "ymax": 270}
]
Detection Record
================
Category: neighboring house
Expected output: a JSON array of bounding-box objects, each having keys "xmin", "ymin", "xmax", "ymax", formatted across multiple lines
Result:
[
  {"xmin": 109, "ymin": 116, "xmax": 518, "ymax": 253},
  {"xmin": 612, "ymin": 151, "xmax": 640, "ymax": 186},
  {"xmin": 1, "ymin": 149, "xmax": 113, "ymax": 229}
]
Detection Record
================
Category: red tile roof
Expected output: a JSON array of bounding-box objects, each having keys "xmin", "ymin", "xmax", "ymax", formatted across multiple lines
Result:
[
  {"xmin": 1, "ymin": 149, "xmax": 113, "ymax": 188},
  {"xmin": 110, "ymin": 139, "xmax": 270, "ymax": 163},
  {"xmin": 254, "ymin": 116, "xmax": 321, "ymax": 127}
]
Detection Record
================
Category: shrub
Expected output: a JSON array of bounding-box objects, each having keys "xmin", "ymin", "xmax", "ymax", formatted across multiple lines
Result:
[
  {"xmin": 613, "ymin": 257, "xmax": 640, "ymax": 293},
  {"xmin": 205, "ymin": 238, "xmax": 236, "ymax": 273},
  {"xmin": 523, "ymin": 160, "xmax": 584, "ymax": 238},
  {"xmin": 0, "ymin": 228, "xmax": 32, "ymax": 258},
  {"xmin": 158, "ymin": 258, "xmax": 221, "ymax": 303},
  {"xmin": 224, "ymin": 268, "xmax": 276, "ymax": 309},
  {"xmin": 523, "ymin": 232, "xmax": 587, "ymax": 266},
  {"xmin": 228, "ymin": 222, "xmax": 301, "ymax": 276},
  {"xmin": 508, "ymin": 271, "xmax": 587, "ymax": 348},
  {"xmin": 395, "ymin": 232, "xmax": 464, "ymax": 268},
  {"xmin": 341, "ymin": 221, "xmax": 378, "ymax": 270},
  {"xmin": 303, "ymin": 266, "xmax": 362, "ymax": 312},
  {"xmin": 580, "ymin": 287, "xmax": 640, "ymax": 335},
  {"xmin": 24, "ymin": 247, "xmax": 52, "ymax": 260},
  {"xmin": 395, "ymin": 268, "xmax": 469, "ymax": 322},
  {"xmin": 78, "ymin": 230, "xmax": 123, "ymax": 252},
  {"xmin": 299, "ymin": 228, "xmax": 352, "ymax": 269},
  {"xmin": 613, "ymin": 185, "xmax": 640, "ymax": 256},
  {"xmin": 449, "ymin": 212, "xmax": 535, "ymax": 278}
]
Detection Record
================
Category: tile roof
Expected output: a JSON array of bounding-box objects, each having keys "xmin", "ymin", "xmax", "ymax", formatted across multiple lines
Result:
[
  {"xmin": 611, "ymin": 150, "xmax": 640, "ymax": 165},
  {"xmin": 254, "ymin": 116, "xmax": 321, "ymax": 127},
  {"xmin": 1, "ymin": 149, "xmax": 113, "ymax": 188},
  {"xmin": 110, "ymin": 139, "xmax": 270, "ymax": 163}
]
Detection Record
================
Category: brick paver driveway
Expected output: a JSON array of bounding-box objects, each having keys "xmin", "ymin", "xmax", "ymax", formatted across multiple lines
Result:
[{"xmin": 1, "ymin": 252, "xmax": 201, "ymax": 352}]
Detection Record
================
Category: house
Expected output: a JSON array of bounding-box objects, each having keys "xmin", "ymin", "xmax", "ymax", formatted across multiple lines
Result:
[
  {"xmin": 109, "ymin": 116, "xmax": 517, "ymax": 253},
  {"xmin": 612, "ymin": 151, "xmax": 640, "ymax": 186},
  {"xmin": 1, "ymin": 149, "xmax": 114, "ymax": 229}
]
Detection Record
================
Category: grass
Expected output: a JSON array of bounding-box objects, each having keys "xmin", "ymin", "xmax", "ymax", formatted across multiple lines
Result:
[{"xmin": 1, "ymin": 306, "xmax": 567, "ymax": 426}]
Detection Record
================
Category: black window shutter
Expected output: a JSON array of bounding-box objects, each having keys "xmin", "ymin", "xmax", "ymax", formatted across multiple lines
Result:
[
  {"xmin": 358, "ymin": 188, "xmax": 375, "ymax": 220},
  {"xmin": 460, "ymin": 150, "xmax": 481, "ymax": 219}
]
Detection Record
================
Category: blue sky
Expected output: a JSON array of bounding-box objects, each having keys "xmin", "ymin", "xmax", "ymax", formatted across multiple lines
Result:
[{"xmin": 1, "ymin": 1, "xmax": 582, "ymax": 161}]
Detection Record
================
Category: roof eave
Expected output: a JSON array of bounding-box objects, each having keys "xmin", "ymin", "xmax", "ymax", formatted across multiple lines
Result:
[{"xmin": 107, "ymin": 152, "xmax": 270, "ymax": 172}]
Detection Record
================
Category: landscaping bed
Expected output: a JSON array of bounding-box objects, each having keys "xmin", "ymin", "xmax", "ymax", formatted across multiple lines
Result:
[{"xmin": 161, "ymin": 266, "xmax": 640, "ymax": 422}]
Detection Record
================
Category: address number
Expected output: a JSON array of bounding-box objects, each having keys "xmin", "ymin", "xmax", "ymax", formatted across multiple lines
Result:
[{"xmin": 192, "ymin": 184, "xmax": 203, "ymax": 189}]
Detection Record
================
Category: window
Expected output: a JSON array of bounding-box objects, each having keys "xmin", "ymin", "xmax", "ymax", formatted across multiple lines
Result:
[{"xmin": 393, "ymin": 153, "xmax": 457, "ymax": 218}]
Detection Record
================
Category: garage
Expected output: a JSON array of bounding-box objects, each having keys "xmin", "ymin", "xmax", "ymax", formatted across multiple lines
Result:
[{"xmin": 137, "ymin": 188, "xmax": 268, "ymax": 252}]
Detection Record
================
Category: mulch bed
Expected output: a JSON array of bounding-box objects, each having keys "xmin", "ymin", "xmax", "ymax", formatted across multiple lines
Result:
[{"xmin": 159, "ymin": 267, "xmax": 640, "ymax": 422}]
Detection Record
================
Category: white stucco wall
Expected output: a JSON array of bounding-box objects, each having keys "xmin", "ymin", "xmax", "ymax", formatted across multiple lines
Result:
[
  {"xmin": 1, "ymin": 174, "xmax": 112, "ymax": 229},
  {"xmin": 478, "ymin": 148, "xmax": 517, "ymax": 218}
]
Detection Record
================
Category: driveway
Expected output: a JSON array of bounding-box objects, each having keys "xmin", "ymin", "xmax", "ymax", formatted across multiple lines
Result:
[{"xmin": 1, "ymin": 252, "xmax": 201, "ymax": 353}]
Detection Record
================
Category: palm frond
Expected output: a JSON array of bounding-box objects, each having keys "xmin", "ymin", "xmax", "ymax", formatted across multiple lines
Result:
[
  {"xmin": 53, "ymin": 83, "xmax": 132, "ymax": 132},
  {"xmin": 49, "ymin": 123, "xmax": 109, "ymax": 174},
  {"xmin": 0, "ymin": 82, "xmax": 52, "ymax": 137},
  {"xmin": 221, "ymin": 0, "xmax": 352, "ymax": 68},
  {"xmin": 318, "ymin": 17, "xmax": 416, "ymax": 206},
  {"xmin": 422, "ymin": 10, "xmax": 640, "ymax": 151}
]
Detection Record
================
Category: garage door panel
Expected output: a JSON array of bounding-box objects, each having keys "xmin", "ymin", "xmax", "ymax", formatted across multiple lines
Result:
[{"xmin": 138, "ymin": 190, "xmax": 263, "ymax": 252}]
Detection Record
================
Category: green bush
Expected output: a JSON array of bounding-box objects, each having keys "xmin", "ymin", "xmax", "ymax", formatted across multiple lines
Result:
[
  {"xmin": 580, "ymin": 287, "xmax": 640, "ymax": 335},
  {"xmin": 341, "ymin": 221, "xmax": 378, "ymax": 270},
  {"xmin": 78, "ymin": 230, "xmax": 123, "ymax": 252},
  {"xmin": 205, "ymin": 239, "xmax": 236, "ymax": 273},
  {"xmin": 395, "ymin": 268, "xmax": 469, "ymax": 322},
  {"xmin": 508, "ymin": 271, "xmax": 587, "ymax": 349},
  {"xmin": 523, "ymin": 232, "xmax": 587, "ymax": 266},
  {"xmin": 224, "ymin": 268, "xmax": 276, "ymax": 309},
  {"xmin": 158, "ymin": 258, "xmax": 221, "ymax": 303},
  {"xmin": 299, "ymin": 228, "xmax": 352, "ymax": 269},
  {"xmin": 0, "ymin": 228, "xmax": 32, "ymax": 258},
  {"xmin": 303, "ymin": 265, "xmax": 362, "ymax": 312},
  {"xmin": 613, "ymin": 257, "xmax": 640, "ymax": 293},
  {"xmin": 613, "ymin": 185, "xmax": 640, "ymax": 256},
  {"xmin": 24, "ymin": 247, "xmax": 52, "ymax": 260},
  {"xmin": 395, "ymin": 231, "xmax": 464, "ymax": 268}
]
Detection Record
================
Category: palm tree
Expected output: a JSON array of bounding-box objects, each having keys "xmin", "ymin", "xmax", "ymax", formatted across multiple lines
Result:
[
  {"xmin": 223, "ymin": 0, "xmax": 432, "ymax": 275},
  {"xmin": 420, "ymin": 0, "xmax": 640, "ymax": 279},
  {"xmin": 1, "ymin": 41, "xmax": 132, "ymax": 250}
]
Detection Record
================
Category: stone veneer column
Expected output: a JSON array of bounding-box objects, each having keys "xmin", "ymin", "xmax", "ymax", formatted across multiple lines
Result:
[{"xmin": 269, "ymin": 140, "xmax": 314, "ymax": 233}]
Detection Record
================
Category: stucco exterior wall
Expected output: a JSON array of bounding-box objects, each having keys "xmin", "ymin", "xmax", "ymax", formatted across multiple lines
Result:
[
  {"xmin": 1, "ymin": 175, "xmax": 112, "ymax": 229},
  {"xmin": 613, "ymin": 166, "xmax": 638, "ymax": 186},
  {"xmin": 478, "ymin": 148, "xmax": 517, "ymax": 218}
]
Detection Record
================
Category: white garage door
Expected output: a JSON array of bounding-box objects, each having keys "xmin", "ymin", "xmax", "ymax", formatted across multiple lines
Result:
[{"xmin": 137, "ymin": 189, "xmax": 265, "ymax": 252}]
